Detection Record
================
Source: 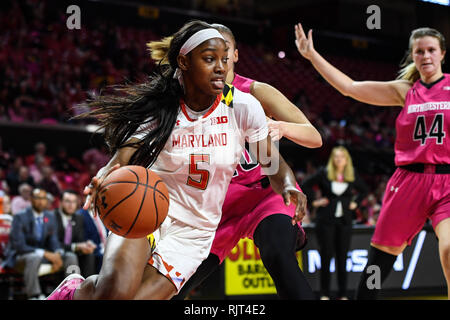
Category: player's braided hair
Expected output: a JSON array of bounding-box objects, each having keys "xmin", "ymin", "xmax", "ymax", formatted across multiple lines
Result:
[{"xmin": 74, "ymin": 20, "xmax": 213, "ymax": 168}]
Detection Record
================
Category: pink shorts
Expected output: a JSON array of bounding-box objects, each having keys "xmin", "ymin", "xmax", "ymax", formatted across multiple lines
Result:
[
  {"xmin": 372, "ymin": 167, "xmax": 450, "ymax": 247},
  {"xmin": 210, "ymin": 180, "xmax": 305, "ymax": 263}
]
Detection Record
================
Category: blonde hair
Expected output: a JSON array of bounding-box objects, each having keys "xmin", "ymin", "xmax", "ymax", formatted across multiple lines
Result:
[
  {"xmin": 397, "ymin": 27, "xmax": 446, "ymax": 83},
  {"xmin": 147, "ymin": 23, "xmax": 236, "ymax": 64},
  {"xmin": 147, "ymin": 36, "xmax": 173, "ymax": 65},
  {"xmin": 326, "ymin": 146, "xmax": 355, "ymax": 182}
]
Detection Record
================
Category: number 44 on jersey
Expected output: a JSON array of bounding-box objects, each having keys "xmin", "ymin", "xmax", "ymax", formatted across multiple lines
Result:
[{"xmin": 413, "ymin": 114, "xmax": 445, "ymax": 145}]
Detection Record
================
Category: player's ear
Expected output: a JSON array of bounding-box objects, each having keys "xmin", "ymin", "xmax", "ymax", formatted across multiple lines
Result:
[
  {"xmin": 233, "ymin": 49, "xmax": 239, "ymax": 63},
  {"xmin": 177, "ymin": 54, "xmax": 189, "ymax": 72}
]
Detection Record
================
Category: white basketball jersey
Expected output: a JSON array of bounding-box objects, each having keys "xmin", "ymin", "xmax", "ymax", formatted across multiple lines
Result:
[{"xmin": 132, "ymin": 85, "xmax": 268, "ymax": 231}]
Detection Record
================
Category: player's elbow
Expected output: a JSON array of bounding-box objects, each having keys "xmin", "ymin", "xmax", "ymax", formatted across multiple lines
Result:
[
  {"xmin": 290, "ymin": 131, "xmax": 322, "ymax": 149},
  {"xmin": 306, "ymin": 139, "xmax": 322, "ymax": 149},
  {"xmin": 312, "ymin": 137, "xmax": 323, "ymax": 148},
  {"xmin": 340, "ymin": 80, "xmax": 357, "ymax": 97}
]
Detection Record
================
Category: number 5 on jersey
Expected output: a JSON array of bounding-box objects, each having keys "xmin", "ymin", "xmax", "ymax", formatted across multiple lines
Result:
[
  {"xmin": 413, "ymin": 114, "xmax": 446, "ymax": 145},
  {"xmin": 187, "ymin": 154, "xmax": 210, "ymax": 190}
]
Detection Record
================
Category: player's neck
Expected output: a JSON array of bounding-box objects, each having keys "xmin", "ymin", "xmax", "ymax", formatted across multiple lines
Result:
[
  {"xmin": 182, "ymin": 81, "xmax": 219, "ymax": 112},
  {"xmin": 226, "ymin": 70, "xmax": 235, "ymax": 84},
  {"xmin": 420, "ymin": 71, "xmax": 444, "ymax": 84},
  {"xmin": 183, "ymin": 93, "xmax": 217, "ymax": 112}
]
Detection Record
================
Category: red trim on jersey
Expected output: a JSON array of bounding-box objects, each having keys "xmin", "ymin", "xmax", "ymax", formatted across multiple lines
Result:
[
  {"xmin": 148, "ymin": 252, "xmax": 185, "ymax": 289},
  {"xmin": 180, "ymin": 94, "xmax": 221, "ymax": 122}
]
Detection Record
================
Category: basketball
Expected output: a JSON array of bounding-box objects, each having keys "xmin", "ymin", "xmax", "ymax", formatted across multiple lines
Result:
[{"xmin": 94, "ymin": 165, "xmax": 169, "ymax": 239}]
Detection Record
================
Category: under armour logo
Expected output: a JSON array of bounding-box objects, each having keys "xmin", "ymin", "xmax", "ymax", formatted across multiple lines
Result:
[
  {"xmin": 176, "ymin": 120, "xmax": 180, "ymax": 126},
  {"xmin": 109, "ymin": 220, "xmax": 122, "ymax": 232},
  {"xmin": 101, "ymin": 196, "xmax": 108, "ymax": 209}
]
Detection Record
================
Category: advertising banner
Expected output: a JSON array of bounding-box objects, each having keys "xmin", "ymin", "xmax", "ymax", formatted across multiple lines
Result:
[{"xmin": 224, "ymin": 238, "xmax": 303, "ymax": 295}]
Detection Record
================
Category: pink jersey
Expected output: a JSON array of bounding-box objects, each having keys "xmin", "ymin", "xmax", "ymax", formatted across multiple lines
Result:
[
  {"xmin": 232, "ymin": 73, "xmax": 254, "ymax": 93},
  {"xmin": 395, "ymin": 74, "xmax": 450, "ymax": 166},
  {"xmin": 212, "ymin": 73, "xmax": 306, "ymax": 263},
  {"xmin": 230, "ymin": 73, "xmax": 265, "ymax": 185}
]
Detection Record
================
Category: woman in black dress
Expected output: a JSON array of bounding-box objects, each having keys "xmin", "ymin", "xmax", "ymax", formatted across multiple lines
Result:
[{"xmin": 302, "ymin": 146, "xmax": 368, "ymax": 299}]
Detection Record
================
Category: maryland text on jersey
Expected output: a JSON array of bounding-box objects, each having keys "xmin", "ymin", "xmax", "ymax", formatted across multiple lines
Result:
[{"xmin": 172, "ymin": 132, "xmax": 228, "ymax": 148}]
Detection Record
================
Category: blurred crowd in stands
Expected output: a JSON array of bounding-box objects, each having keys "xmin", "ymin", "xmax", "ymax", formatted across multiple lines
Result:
[
  {"xmin": 0, "ymin": 0, "xmax": 157, "ymax": 124},
  {"xmin": 0, "ymin": 139, "xmax": 109, "ymax": 206},
  {"xmin": 0, "ymin": 139, "xmax": 109, "ymax": 209}
]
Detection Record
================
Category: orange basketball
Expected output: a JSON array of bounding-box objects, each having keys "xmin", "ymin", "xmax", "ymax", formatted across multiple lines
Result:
[{"xmin": 95, "ymin": 165, "xmax": 169, "ymax": 239}]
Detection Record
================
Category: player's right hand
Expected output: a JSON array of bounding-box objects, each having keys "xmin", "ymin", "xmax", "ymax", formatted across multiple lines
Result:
[
  {"xmin": 267, "ymin": 119, "xmax": 284, "ymax": 141},
  {"xmin": 83, "ymin": 163, "xmax": 120, "ymax": 215},
  {"xmin": 295, "ymin": 23, "xmax": 315, "ymax": 60}
]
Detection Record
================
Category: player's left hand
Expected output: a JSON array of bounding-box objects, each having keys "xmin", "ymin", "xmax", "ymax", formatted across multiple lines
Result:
[
  {"xmin": 282, "ymin": 188, "xmax": 307, "ymax": 225},
  {"xmin": 83, "ymin": 163, "xmax": 120, "ymax": 215}
]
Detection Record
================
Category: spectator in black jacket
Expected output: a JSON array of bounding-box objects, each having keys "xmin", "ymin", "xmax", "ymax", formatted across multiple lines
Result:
[
  {"xmin": 302, "ymin": 146, "xmax": 368, "ymax": 300},
  {"xmin": 78, "ymin": 208, "xmax": 108, "ymax": 273},
  {"xmin": 54, "ymin": 190, "xmax": 96, "ymax": 277}
]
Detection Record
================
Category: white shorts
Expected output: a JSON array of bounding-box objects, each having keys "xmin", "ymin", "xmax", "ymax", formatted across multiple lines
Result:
[{"xmin": 147, "ymin": 216, "xmax": 215, "ymax": 292}]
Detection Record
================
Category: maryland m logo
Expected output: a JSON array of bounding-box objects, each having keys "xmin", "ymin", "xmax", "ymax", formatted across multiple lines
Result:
[{"xmin": 221, "ymin": 84, "xmax": 234, "ymax": 108}]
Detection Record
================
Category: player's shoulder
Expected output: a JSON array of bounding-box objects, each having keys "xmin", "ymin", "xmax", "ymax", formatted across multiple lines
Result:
[
  {"xmin": 222, "ymin": 84, "xmax": 261, "ymax": 109},
  {"xmin": 392, "ymin": 79, "xmax": 413, "ymax": 91}
]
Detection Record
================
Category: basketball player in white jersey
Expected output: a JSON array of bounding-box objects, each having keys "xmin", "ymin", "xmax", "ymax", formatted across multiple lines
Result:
[{"xmin": 48, "ymin": 20, "xmax": 306, "ymax": 300}]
